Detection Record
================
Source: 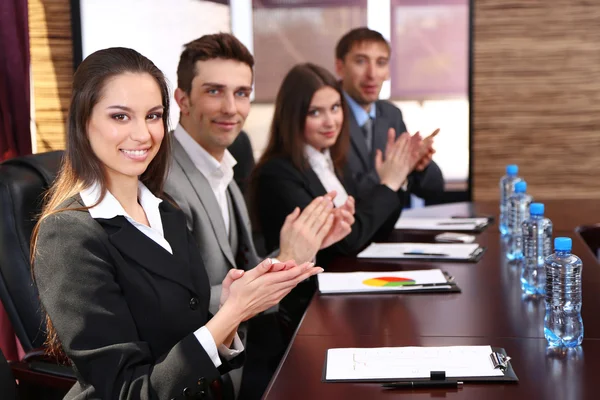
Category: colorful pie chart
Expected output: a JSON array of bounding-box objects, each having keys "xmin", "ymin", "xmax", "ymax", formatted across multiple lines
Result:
[{"xmin": 363, "ymin": 276, "xmax": 416, "ymax": 287}]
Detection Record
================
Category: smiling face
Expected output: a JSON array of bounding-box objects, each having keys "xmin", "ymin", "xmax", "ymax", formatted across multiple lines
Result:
[
  {"xmin": 175, "ymin": 58, "xmax": 253, "ymax": 161},
  {"xmin": 336, "ymin": 40, "xmax": 390, "ymax": 108},
  {"xmin": 87, "ymin": 72, "xmax": 165, "ymax": 188},
  {"xmin": 303, "ymin": 86, "xmax": 344, "ymax": 151}
]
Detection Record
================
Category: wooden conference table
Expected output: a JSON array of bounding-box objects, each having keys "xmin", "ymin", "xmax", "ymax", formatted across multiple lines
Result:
[{"xmin": 264, "ymin": 200, "xmax": 599, "ymax": 400}]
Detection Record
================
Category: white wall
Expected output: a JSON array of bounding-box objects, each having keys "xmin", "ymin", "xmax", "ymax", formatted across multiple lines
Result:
[
  {"xmin": 80, "ymin": 0, "xmax": 231, "ymax": 129},
  {"xmin": 396, "ymin": 99, "xmax": 470, "ymax": 183}
]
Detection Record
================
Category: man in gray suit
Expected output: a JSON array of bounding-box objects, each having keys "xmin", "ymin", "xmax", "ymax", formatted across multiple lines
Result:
[
  {"xmin": 335, "ymin": 27, "xmax": 445, "ymax": 202},
  {"xmin": 165, "ymin": 33, "xmax": 353, "ymax": 400}
]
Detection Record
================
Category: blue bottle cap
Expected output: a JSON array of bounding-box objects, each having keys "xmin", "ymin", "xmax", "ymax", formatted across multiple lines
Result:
[
  {"xmin": 554, "ymin": 237, "xmax": 572, "ymax": 252},
  {"xmin": 530, "ymin": 203, "xmax": 544, "ymax": 215},
  {"xmin": 514, "ymin": 181, "xmax": 527, "ymax": 193},
  {"xmin": 506, "ymin": 164, "xmax": 518, "ymax": 175}
]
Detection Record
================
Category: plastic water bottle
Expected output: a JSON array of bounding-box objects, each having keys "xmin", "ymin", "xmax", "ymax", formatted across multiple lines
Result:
[
  {"xmin": 506, "ymin": 181, "xmax": 532, "ymax": 260},
  {"xmin": 521, "ymin": 203, "xmax": 552, "ymax": 295},
  {"xmin": 544, "ymin": 237, "xmax": 583, "ymax": 347},
  {"xmin": 499, "ymin": 164, "xmax": 521, "ymax": 235}
]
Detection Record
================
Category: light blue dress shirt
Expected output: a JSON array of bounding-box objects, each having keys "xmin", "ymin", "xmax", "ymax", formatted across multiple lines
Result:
[{"xmin": 343, "ymin": 91, "xmax": 376, "ymax": 127}]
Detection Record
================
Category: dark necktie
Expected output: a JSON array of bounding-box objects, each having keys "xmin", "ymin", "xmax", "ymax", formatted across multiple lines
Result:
[{"xmin": 361, "ymin": 117, "xmax": 374, "ymax": 153}]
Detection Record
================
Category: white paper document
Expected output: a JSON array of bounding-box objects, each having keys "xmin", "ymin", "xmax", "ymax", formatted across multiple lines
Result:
[
  {"xmin": 318, "ymin": 269, "xmax": 450, "ymax": 294},
  {"xmin": 325, "ymin": 345, "xmax": 504, "ymax": 381},
  {"xmin": 395, "ymin": 217, "xmax": 489, "ymax": 231},
  {"xmin": 357, "ymin": 242, "xmax": 481, "ymax": 260}
]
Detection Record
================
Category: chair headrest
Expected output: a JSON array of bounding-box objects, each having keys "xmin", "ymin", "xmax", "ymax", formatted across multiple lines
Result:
[{"xmin": 1, "ymin": 151, "xmax": 64, "ymax": 186}]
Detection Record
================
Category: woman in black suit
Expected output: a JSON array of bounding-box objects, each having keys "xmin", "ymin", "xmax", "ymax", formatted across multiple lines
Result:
[
  {"xmin": 31, "ymin": 48, "xmax": 322, "ymax": 400},
  {"xmin": 253, "ymin": 63, "xmax": 419, "ymax": 263}
]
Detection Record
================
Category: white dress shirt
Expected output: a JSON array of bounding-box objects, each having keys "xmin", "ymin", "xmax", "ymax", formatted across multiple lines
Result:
[
  {"xmin": 174, "ymin": 124, "xmax": 237, "ymax": 235},
  {"xmin": 80, "ymin": 181, "xmax": 243, "ymax": 368},
  {"xmin": 304, "ymin": 144, "xmax": 349, "ymax": 208}
]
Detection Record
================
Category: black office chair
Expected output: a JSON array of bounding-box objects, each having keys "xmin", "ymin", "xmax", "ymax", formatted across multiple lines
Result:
[
  {"xmin": 576, "ymin": 224, "xmax": 600, "ymax": 261},
  {"xmin": 227, "ymin": 130, "xmax": 255, "ymax": 196},
  {"xmin": 0, "ymin": 151, "xmax": 76, "ymax": 396},
  {"xmin": 227, "ymin": 130, "xmax": 269, "ymax": 259},
  {"xmin": 0, "ymin": 349, "xmax": 17, "ymax": 400}
]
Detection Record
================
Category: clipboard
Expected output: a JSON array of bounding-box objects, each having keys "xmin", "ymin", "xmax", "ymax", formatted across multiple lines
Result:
[
  {"xmin": 451, "ymin": 214, "xmax": 495, "ymax": 225},
  {"xmin": 394, "ymin": 217, "xmax": 492, "ymax": 233},
  {"xmin": 317, "ymin": 270, "xmax": 461, "ymax": 295},
  {"xmin": 321, "ymin": 346, "xmax": 518, "ymax": 383},
  {"xmin": 357, "ymin": 243, "xmax": 487, "ymax": 263}
]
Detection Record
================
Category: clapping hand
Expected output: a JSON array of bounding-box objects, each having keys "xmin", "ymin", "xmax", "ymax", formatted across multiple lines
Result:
[
  {"xmin": 414, "ymin": 128, "xmax": 439, "ymax": 172},
  {"xmin": 320, "ymin": 193, "xmax": 355, "ymax": 250}
]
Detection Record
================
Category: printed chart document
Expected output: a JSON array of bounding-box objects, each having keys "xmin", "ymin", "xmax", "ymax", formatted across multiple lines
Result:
[
  {"xmin": 318, "ymin": 269, "xmax": 452, "ymax": 294},
  {"xmin": 325, "ymin": 345, "xmax": 505, "ymax": 381},
  {"xmin": 357, "ymin": 242, "xmax": 481, "ymax": 260},
  {"xmin": 395, "ymin": 217, "xmax": 489, "ymax": 231}
]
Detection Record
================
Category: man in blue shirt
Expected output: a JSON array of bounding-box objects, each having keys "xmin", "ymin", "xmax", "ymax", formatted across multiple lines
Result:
[{"xmin": 335, "ymin": 27, "xmax": 444, "ymax": 202}]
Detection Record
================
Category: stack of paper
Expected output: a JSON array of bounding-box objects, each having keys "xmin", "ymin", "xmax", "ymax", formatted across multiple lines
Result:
[
  {"xmin": 317, "ymin": 269, "xmax": 452, "ymax": 294},
  {"xmin": 357, "ymin": 242, "xmax": 481, "ymax": 260},
  {"xmin": 395, "ymin": 217, "xmax": 489, "ymax": 231}
]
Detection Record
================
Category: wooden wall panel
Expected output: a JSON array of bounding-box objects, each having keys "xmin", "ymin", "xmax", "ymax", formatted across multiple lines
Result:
[
  {"xmin": 472, "ymin": 1, "xmax": 600, "ymax": 201},
  {"xmin": 29, "ymin": 0, "xmax": 72, "ymax": 152}
]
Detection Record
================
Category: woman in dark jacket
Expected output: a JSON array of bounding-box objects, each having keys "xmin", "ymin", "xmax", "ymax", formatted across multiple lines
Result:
[
  {"xmin": 31, "ymin": 48, "xmax": 321, "ymax": 400},
  {"xmin": 253, "ymin": 63, "xmax": 419, "ymax": 263}
]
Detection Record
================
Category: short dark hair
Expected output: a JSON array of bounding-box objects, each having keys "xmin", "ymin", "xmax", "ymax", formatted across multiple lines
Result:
[
  {"xmin": 177, "ymin": 33, "xmax": 255, "ymax": 93},
  {"xmin": 335, "ymin": 27, "xmax": 391, "ymax": 61}
]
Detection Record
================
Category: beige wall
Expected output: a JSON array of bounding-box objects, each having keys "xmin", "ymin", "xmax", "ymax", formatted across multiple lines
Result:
[{"xmin": 472, "ymin": 0, "xmax": 600, "ymax": 200}]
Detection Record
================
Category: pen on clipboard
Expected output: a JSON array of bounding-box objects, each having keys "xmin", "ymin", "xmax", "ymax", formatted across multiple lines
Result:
[
  {"xmin": 403, "ymin": 252, "xmax": 449, "ymax": 257},
  {"xmin": 436, "ymin": 222, "xmax": 477, "ymax": 226},
  {"xmin": 382, "ymin": 381, "xmax": 463, "ymax": 389},
  {"xmin": 403, "ymin": 283, "xmax": 454, "ymax": 288}
]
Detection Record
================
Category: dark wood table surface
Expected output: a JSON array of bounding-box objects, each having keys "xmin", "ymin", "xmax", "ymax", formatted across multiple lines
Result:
[{"xmin": 264, "ymin": 200, "xmax": 599, "ymax": 400}]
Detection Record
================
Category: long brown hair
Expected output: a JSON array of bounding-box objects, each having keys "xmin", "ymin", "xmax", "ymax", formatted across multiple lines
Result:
[
  {"xmin": 30, "ymin": 47, "xmax": 172, "ymax": 358},
  {"xmin": 255, "ymin": 62, "xmax": 350, "ymax": 175}
]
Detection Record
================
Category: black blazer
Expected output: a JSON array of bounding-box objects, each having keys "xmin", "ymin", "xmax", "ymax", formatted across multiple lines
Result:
[
  {"xmin": 227, "ymin": 130, "xmax": 255, "ymax": 196},
  {"xmin": 34, "ymin": 197, "xmax": 243, "ymax": 400},
  {"xmin": 254, "ymin": 157, "xmax": 404, "ymax": 262},
  {"xmin": 347, "ymin": 99, "xmax": 445, "ymax": 202}
]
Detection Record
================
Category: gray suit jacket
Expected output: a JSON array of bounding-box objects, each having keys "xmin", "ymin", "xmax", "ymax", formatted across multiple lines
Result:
[
  {"xmin": 166, "ymin": 137, "xmax": 285, "ymax": 399},
  {"xmin": 165, "ymin": 138, "xmax": 262, "ymax": 314},
  {"xmin": 347, "ymin": 100, "xmax": 445, "ymax": 202}
]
